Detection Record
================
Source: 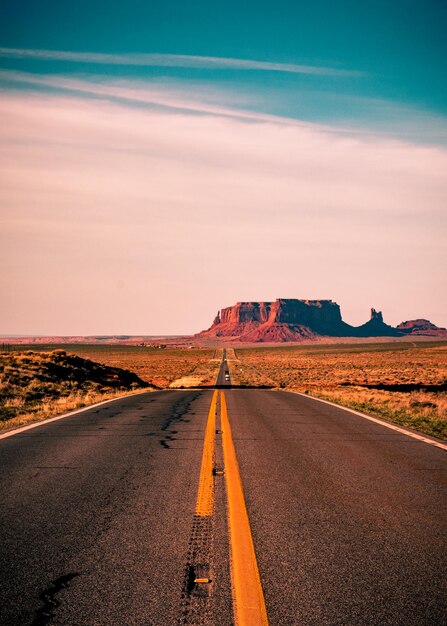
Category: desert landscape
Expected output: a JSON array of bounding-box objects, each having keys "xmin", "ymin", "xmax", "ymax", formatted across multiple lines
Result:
[
  {"xmin": 0, "ymin": 345, "xmax": 221, "ymax": 431},
  {"xmin": 198, "ymin": 299, "xmax": 447, "ymax": 342},
  {"xmin": 227, "ymin": 342, "xmax": 447, "ymax": 439},
  {"xmin": 2, "ymin": 340, "xmax": 446, "ymax": 440},
  {"xmin": 2, "ymin": 6, "xmax": 446, "ymax": 621},
  {"xmin": 2, "ymin": 297, "xmax": 446, "ymax": 439}
]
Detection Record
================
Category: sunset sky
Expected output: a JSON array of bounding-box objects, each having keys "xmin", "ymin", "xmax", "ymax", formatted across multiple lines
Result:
[{"xmin": 1, "ymin": 1, "xmax": 446, "ymax": 334}]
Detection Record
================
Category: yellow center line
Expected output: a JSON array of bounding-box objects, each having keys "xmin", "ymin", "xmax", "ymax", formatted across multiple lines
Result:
[
  {"xmin": 220, "ymin": 391, "xmax": 269, "ymax": 626},
  {"xmin": 195, "ymin": 389, "xmax": 218, "ymax": 517}
]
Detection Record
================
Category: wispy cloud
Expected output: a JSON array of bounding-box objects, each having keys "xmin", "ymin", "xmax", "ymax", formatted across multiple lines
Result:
[
  {"xmin": 0, "ymin": 69, "xmax": 347, "ymax": 132},
  {"xmin": 0, "ymin": 47, "xmax": 361, "ymax": 77},
  {"xmin": 2, "ymin": 69, "xmax": 445, "ymax": 146}
]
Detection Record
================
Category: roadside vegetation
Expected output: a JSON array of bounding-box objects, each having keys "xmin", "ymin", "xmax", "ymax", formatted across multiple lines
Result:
[
  {"xmin": 11, "ymin": 344, "xmax": 220, "ymax": 389},
  {"xmin": 86, "ymin": 345, "xmax": 221, "ymax": 388},
  {"xmin": 0, "ymin": 350, "xmax": 150, "ymax": 431},
  {"xmin": 4, "ymin": 342, "xmax": 445, "ymax": 440},
  {"xmin": 231, "ymin": 342, "xmax": 447, "ymax": 440}
]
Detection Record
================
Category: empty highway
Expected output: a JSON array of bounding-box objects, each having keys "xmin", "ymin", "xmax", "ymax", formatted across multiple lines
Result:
[
  {"xmin": 1, "ymin": 373, "xmax": 446, "ymax": 625},
  {"xmin": 215, "ymin": 349, "xmax": 232, "ymax": 387}
]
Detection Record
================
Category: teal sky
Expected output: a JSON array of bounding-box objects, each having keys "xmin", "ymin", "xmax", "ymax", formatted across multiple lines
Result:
[
  {"xmin": 1, "ymin": 0, "xmax": 446, "ymax": 138},
  {"xmin": 0, "ymin": 1, "xmax": 446, "ymax": 334}
]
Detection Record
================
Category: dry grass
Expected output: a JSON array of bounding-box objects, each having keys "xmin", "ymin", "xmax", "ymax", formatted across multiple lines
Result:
[
  {"xmin": 1, "ymin": 388, "xmax": 142, "ymax": 432},
  {"xmin": 5, "ymin": 342, "xmax": 446, "ymax": 440},
  {"xmin": 232, "ymin": 342, "xmax": 447, "ymax": 440},
  {"xmin": 15, "ymin": 345, "xmax": 220, "ymax": 388},
  {"xmin": 1, "ymin": 345, "xmax": 219, "ymax": 431},
  {"xmin": 0, "ymin": 349, "xmax": 150, "ymax": 430}
]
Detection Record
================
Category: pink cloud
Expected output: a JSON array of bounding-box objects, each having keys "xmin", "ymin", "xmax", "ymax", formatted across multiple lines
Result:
[{"xmin": 0, "ymin": 91, "xmax": 446, "ymax": 334}]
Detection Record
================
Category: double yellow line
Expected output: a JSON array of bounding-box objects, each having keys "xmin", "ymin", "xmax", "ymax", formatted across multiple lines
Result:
[
  {"xmin": 194, "ymin": 389, "xmax": 269, "ymax": 625},
  {"xmin": 195, "ymin": 389, "xmax": 218, "ymax": 517}
]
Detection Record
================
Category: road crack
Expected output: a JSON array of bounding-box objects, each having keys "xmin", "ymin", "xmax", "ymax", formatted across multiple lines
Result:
[{"xmin": 32, "ymin": 573, "xmax": 79, "ymax": 625}]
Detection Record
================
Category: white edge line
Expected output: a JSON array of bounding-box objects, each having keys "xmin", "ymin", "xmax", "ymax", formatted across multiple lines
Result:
[
  {"xmin": 0, "ymin": 389, "xmax": 154, "ymax": 440},
  {"xmin": 287, "ymin": 391, "xmax": 447, "ymax": 452}
]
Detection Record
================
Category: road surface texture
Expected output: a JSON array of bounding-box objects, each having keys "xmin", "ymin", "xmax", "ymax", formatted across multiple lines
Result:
[
  {"xmin": 215, "ymin": 350, "xmax": 231, "ymax": 387},
  {"xmin": 1, "ymin": 381, "xmax": 446, "ymax": 624}
]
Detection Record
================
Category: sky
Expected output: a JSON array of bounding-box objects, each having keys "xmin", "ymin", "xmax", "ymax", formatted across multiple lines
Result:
[{"xmin": 0, "ymin": 0, "xmax": 446, "ymax": 335}]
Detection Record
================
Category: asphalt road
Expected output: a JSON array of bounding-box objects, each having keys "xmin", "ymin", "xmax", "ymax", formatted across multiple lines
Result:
[
  {"xmin": 1, "ymin": 386, "xmax": 446, "ymax": 625},
  {"xmin": 215, "ymin": 349, "xmax": 231, "ymax": 387},
  {"xmin": 225, "ymin": 390, "xmax": 447, "ymax": 626}
]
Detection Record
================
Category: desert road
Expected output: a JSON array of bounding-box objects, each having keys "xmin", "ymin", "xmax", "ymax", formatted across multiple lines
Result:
[
  {"xmin": 1, "ymin": 364, "xmax": 446, "ymax": 625},
  {"xmin": 215, "ymin": 349, "xmax": 232, "ymax": 387}
]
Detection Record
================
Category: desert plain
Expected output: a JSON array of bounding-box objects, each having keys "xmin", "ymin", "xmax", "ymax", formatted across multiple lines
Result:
[{"xmin": 1, "ymin": 340, "xmax": 446, "ymax": 440}]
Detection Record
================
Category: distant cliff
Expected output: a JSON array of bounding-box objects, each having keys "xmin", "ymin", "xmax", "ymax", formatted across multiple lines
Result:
[
  {"xmin": 197, "ymin": 299, "xmax": 446, "ymax": 342},
  {"xmin": 396, "ymin": 319, "xmax": 447, "ymax": 336}
]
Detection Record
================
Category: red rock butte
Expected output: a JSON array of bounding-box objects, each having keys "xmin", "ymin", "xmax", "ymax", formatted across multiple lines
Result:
[{"xmin": 197, "ymin": 299, "xmax": 447, "ymax": 342}]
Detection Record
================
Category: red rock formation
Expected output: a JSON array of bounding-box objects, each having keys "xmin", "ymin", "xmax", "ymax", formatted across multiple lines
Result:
[
  {"xmin": 197, "ymin": 299, "xmax": 447, "ymax": 342},
  {"xmin": 354, "ymin": 308, "xmax": 400, "ymax": 337},
  {"xmin": 396, "ymin": 319, "xmax": 447, "ymax": 336},
  {"xmin": 198, "ymin": 299, "xmax": 355, "ymax": 341}
]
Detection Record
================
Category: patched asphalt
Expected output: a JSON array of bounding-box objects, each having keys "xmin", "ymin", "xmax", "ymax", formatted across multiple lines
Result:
[
  {"xmin": 1, "ymin": 388, "xmax": 446, "ymax": 625},
  {"xmin": 225, "ymin": 389, "xmax": 447, "ymax": 626},
  {"xmin": 0, "ymin": 390, "xmax": 232, "ymax": 626}
]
